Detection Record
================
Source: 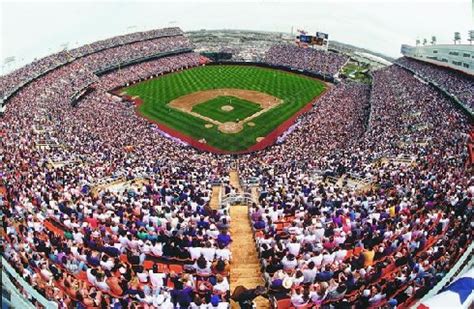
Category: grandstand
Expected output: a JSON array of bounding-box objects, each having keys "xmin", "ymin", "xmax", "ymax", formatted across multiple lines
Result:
[{"xmin": 1, "ymin": 21, "xmax": 473, "ymax": 309}]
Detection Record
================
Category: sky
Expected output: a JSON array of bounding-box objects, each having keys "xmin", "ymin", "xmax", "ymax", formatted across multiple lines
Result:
[{"xmin": 1, "ymin": 0, "xmax": 473, "ymax": 74}]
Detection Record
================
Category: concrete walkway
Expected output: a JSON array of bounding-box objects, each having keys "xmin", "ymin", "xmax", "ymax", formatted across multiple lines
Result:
[
  {"xmin": 229, "ymin": 169, "xmax": 242, "ymax": 191},
  {"xmin": 210, "ymin": 185, "xmax": 221, "ymax": 210},
  {"xmin": 228, "ymin": 168, "xmax": 269, "ymax": 308},
  {"xmin": 229, "ymin": 205, "xmax": 269, "ymax": 309}
]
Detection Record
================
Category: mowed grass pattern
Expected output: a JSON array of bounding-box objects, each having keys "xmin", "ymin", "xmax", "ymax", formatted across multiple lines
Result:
[
  {"xmin": 123, "ymin": 65, "xmax": 325, "ymax": 151},
  {"xmin": 192, "ymin": 96, "xmax": 262, "ymax": 123}
]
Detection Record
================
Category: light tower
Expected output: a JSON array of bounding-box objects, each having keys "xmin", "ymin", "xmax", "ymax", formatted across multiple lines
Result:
[{"xmin": 453, "ymin": 32, "xmax": 461, "ymax": 44}]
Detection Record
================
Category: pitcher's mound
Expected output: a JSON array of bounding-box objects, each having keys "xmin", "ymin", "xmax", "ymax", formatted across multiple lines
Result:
[
  {"xmin": 221, "ymin": 105, "xmax": 234, "ymax": 112},
  {"xmin": 247, "ymin": 122, "xmax": 255, "ymax": 127},
  {"xmin": 218, "ymin": 122, "xmax": 243, "ymax": 134}
]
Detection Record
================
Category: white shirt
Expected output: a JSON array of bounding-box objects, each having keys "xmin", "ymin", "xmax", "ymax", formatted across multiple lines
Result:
[
  {"xmin": 216, "ymin": 248, "xmax": 231, "ymax": 261},
  {"xmin": 151, "ymin": 243, "xmax": 163, "ymax": 256},
  {"xmin": 287, "ymin": 242, "xmax": 301, "ymax": 256},
  {"xmin": 73, "ymin": 232, "xmax": 84, "ymax": 244},
  {"xmin": 86, "ymin": 269, "xmax": 97, "ymax": 286},
  {"xmin": 149, "ymin": 271, "xmax": 167, "ymax": 288},
  {"xmin": 189, "ymin": 247, "xmax": 202, "ymax": 260},
  {"xmin": 321, "ymin": 253, "xmax": 335, "ymax": 266},
  {"xmin": 100, "ymin": 259, "xmax": 114, "ymax": 271},
  {"xmin": 309, "ymin": 255, "xmax": 323, "ymax": 268},
  {"xmin": 96, "ymin": 280, "xmax": 110, "ymax": 292},
  {"xmin": 137, "ymin": 272, "xmax": 148, "ymax": 283},
  {"xmin": 334, "ymin": 249, "xmax": 347, "ymax": 263},
  {"xmin": 213, "ymin": 277, "xmax": 230, "ymax": 293},
  {"xmin": 201, "ymin": 247, "xmax": 216, "ymax": 261}
]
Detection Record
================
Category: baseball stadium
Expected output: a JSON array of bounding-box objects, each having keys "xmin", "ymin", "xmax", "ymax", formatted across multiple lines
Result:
[{"xmin": 1, "ymin": 1, "xmax": 473, "ymax": 309}]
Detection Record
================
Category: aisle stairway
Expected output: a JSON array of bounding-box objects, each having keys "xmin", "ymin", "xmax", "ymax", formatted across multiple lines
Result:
[
  {"xmin": 210, "ymin": 185, "xmax": 221, "ymax": 210},
  {"xmin": 228, "ymin": 168, "xmax": 270, "ymax": 308},
  {"xmin": 229, "ymin": 169, "xmax": 242, "ymax": 191},
  {"xmin": 251, "ymin": 187, "xmax": 259, "ymax": 204},
  {"xmin": 230, "ymin": 205, "xmax": 270, "ymax": 309}
]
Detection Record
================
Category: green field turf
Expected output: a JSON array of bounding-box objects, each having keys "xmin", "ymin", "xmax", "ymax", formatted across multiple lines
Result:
[
  {"xmin": 122, "ymin": 65, "xmax": 325, "ymax": 151},
  {"xmin": 192, "ymin": 96, "xmax": 263, "ymax": 123}
]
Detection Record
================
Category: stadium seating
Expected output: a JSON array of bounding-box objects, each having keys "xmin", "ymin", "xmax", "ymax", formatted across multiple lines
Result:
[
  {"xmin": 395, "ymin": 57, "xmax": 474, "ymax": 112},
  {"xmin": 264, "ymin": 44, "xmax": 349, "ymax": 77},
  {"xmin": 0, "ymin": 27, "xmax": 186, "ymax": 100},
  {"xmin": 0, "ymin": 27, "xmax": 472, "ymax": 308}
]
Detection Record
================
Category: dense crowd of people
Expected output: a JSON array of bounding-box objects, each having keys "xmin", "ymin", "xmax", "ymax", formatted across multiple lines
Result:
[
  {"xmin": 395, "ymin": 57, "xmax": 474, "ymax": 112},
  {"xmin": 99, "ymin": 53, "xmax": 205, "ymax": 91},
  {"xmin": 1, "ymin": 33, "xmax": 231, "ymax": 307},
  {"xmin": 0, "ymin": 27, "xmax": 184, "ymax": 100},
  {"xmin": 75, "ymin": 36, "xmax": 192, "ymax": 73},
  {"xmin": 242, "ymin": 65, "xmax": 472, "ymax": 308},
  {"xmin": 264, "ymin": 44, "xmax": 349, "ymax": 78},
  {"xmin": 0, "ymin": 27, "xmax": 473, "ymax": 308}
]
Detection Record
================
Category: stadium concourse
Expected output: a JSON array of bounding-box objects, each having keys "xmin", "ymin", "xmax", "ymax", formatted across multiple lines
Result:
[{"xmin": 0, "ymin": 26, "xmax": 473, "ymax": 309}]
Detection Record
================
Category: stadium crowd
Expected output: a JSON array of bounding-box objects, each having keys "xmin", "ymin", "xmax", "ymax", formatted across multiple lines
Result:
[
  {"xmin": 1, "ymin": 37, "xmax": 231, "ymax": 307},
  {"xmin": 99, "ymin": 53, "xmax": 204, "ymax": 91},
  {"xmin": 75, "ymin": 36, "xmax": 192, "ymax": 73},
  {"xmin": 0, "ymin": 27, "xmax": 184, "ymax": 100},
  {"xmin": 264, "ymin": 44, "xmax": 349, "ymax": 77},
  {"xmin": 395, "ymin": 57, "xmax": 474, "ymax": 112},
  {"xmin": 0, "ymin": 27, "xmax": 472, "ymax": 309},
  {"xmin": 241, "ymin": 65, "xmax": 472, "ymax": 308}
]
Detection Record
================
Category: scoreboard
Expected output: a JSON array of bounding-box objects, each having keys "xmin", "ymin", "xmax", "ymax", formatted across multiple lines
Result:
[
  {"xmin": 296, "ymin": 32, "xmax": 329, "ymax": 47},
  {"xmin": 299, "ymin": 35, "xmax": 313, "ymax": 43}
]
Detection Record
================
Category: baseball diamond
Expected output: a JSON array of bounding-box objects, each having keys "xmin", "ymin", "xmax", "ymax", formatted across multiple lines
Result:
[
  {"xmin": 122, "ymin": 65, "xmax": 326, "ymax": 152},
  {"xmin": 2, "ymin": 14, "xmax": 473, "ymax": 309}
]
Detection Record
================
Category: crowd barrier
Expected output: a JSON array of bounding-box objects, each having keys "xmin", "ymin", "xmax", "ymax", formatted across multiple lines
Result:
[{"xmin": 2, "ymin": 256, "xmax": 58, "ymax": 309}]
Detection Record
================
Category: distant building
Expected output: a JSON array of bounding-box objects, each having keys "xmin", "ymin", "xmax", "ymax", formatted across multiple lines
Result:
[{"xmin": 401, "ymin": 44, "xmax": 474, "ymax": 75}]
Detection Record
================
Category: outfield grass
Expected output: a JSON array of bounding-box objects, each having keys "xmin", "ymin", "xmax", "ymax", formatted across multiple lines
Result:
[
  {"xmin": 341, "ymin": 62, "xmax": 371, "ymax": 84},
  {"xmin": 123, "ymin": 65, "xmax": 325, "ymax": 151},
  {"xmin": 192, "ymin": 96, "xmax": 262, "ymax": 123}
]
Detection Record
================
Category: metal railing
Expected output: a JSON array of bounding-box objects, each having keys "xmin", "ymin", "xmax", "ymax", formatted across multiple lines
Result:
[
  {"xmin": 2, "ymin": 257, "xmax": 58, "ymax": 309},
  {"xmin": 412, "ymin": 241, "xmax": 474, "ymax": 308},
  {"xmin": 220, "ymin": 192, "xmax": 254, "ymax": 207}
]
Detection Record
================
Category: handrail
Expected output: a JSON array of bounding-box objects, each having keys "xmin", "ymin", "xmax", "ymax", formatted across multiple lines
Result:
[
  {"xmin": 220, "ymin": 192, "xmax": 254, "ymax": 207},
  {"xmin": 218, "ymin": 183, "xmax": 224, "ymax": 208},
  {"xmin": 412, "ymin": 241, "xmax": 474, "ymax": 308},
  {"xmin": 2, "ymin": 257, "xmax": 58, "ymax": 309}
]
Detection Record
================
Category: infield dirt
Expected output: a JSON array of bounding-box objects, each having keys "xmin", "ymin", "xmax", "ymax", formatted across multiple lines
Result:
[{"xmin": 168, "ymin": 88, "xmax": 282, "ymax": 133}]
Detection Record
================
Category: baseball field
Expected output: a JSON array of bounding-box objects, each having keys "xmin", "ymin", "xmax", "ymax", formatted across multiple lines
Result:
[{"xmin": 122, "ymin": 65, "xmax": 326, "ymax": 152}]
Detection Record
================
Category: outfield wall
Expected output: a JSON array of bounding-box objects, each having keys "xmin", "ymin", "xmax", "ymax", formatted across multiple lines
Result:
[
  {"xmin": 108, "ymin": 61, "xmax": 336, "ymax": 93},
  {"xmin": 206, "ymin": 61, "xmax": 338, "ymax": 83}
]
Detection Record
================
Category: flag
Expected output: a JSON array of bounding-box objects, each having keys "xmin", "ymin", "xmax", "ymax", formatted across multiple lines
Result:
[{"xmin": 418, "ymin": 267, "xmax": 474, "ymax": 309}]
